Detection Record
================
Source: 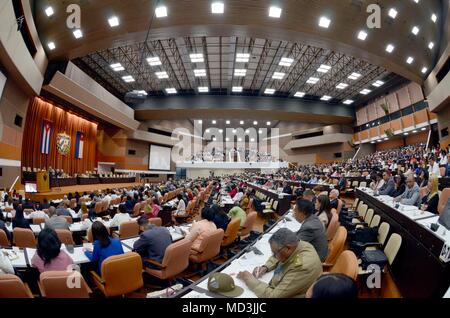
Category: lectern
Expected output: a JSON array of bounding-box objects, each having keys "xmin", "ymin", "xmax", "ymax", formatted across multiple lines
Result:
[{"xmin": 36, "ymin": 171, "xmax": 50, "ymax": 192}]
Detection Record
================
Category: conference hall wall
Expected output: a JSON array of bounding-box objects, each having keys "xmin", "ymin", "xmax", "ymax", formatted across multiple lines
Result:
[
  {"xmin": 21, "ymin": 97, "xmax": 97, "ymax": 175},
  {"xmin": 0, "ymin": 77, "xmax": 29, "ymax": 189}
]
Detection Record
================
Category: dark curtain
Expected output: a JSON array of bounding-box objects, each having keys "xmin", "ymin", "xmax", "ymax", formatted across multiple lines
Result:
[{"xmin": 21, "ymin": 97, "xmax": 97, "ymax": 175}]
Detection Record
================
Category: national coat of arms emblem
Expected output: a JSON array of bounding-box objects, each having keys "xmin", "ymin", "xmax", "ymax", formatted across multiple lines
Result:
[{"xmin": 56, "ymin": 133, "xmax": 71, "ymax": 155}]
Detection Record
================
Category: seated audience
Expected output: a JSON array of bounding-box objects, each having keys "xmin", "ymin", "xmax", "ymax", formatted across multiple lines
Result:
[
  {"xmin": 31, "ymin": 228, "xmax": 74, "ymax": 273},
  {"xmin": 45, "ymin": 206, "xmax": 70, "ymax": 230},
  {"xmin": 377, "ymin": 171, "xmax": 395, "ymax": 196},
  {"xmin": 55, "ymin": 202, "xmax": 71, "ymax": 217},
  {"xmin": 84, "ymin": 221, "xmax": 124, "ymax": 274},
  {"xmin": 294, "ymin": 199, "xmax": 328, "ymax": 262},
  {"xmin": 110, "ymin": 203, "xmax": 132, "ymax": 227},
  {"xmin": 0, "ymin": 212, "xmax": 11, "ymax": 241},
  {"xmin": 391, "ymin": 174, "xmax": 406, "ymax": 198},
  {"xmin": 394, "ymin": 175, "xmax": 420, "ymax": 206},
  {"xmin": 240, "ymin": 191, "xmax": 251, "ymax": 210},
  {"xmin": 143, "ymin": 198, "xmax": 161, "ymax": 219},
  {"xmin": 12, "ymin": 206, "xmax": 31, "ymax": 230},
  {"xmin": 237, "ymin": 228, "xmax": 322, "ymax": 298},
  {"xmin": 306, "ymin": 273, "xmax": 358, "ymax": 299},
  {"xmin": 315, "ymin": 195, "xmax": 332, "ymax": 229},
  {"xmin": 0, "ymin": 248, "xmax": 14, "ymax": 274},
  {"xmin": 185, "ymin": 208, "xmax": 217, "ymax": 252},
  {"xmin": 133, "ymin": 217, "xmax": 172, "ymax": 267},
  {"xmin": 328, "ymin": 189, "xmax": 340, "ymax": 210},
  {"xmin": 173, "ymin": 194, "xmax": 186, "ymax": 217},
  {"xmin": 210, "ymin": 205, "xmax": 230, "ymax": 231},
  {"xmin": 420, "ymin": 174, "xmax": 440, "ymax": 214},
  {"xmin": 228, "ymin": 204, "xmax": 247, "ymax": 227}
]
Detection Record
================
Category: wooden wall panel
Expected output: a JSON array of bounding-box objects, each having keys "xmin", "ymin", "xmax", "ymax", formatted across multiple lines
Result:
[
  {"xmin": 386, "ymin": 93, "xmax": 400, "ymax": 113},
  {"xmin": 380, "ymin": 123, "xmax": 391, "ymax": 135},
  {"xmin": 376, "ymin": 138, "xmax": 404, "ymax": 151},
  {"xmin": 406, "ymin": 131, "xmax": 428, "ymax": 145},
  {"xmin": 397, "ymin": 86, "xmax": 411, "ymax": 109},
  {"xmin": 353, "ymin": 133, "xmax": 360, "ymax": 142},
  {"xmin": 408, "ymin": 82, "xmax": 424, "ymax": 104},
  {"xmin": 367, "ymin": 103, "xmax": 378, "ymax": 121},
  {"xmin": 375, "ymin": 98, "xmax": 387, "ymax": 118},
  {"xmin": 369, "ymin": 127, "xmax": 380, "ymax": 139},
  {"xmin": 402, "ymin": 114, "xmax": 414, "ymax": 129},
  {"xmin": 360, "ymin": 130, "xmax": 369, "ymax": 140},
  {"xmin": 414, "ymin": 109, "xmax": 429, "ymax": 125},
  {"xmin": 356, "ymin": 107, "xmax": 368, "ymax": 126},
  {"xmin": 391, "ymin": 118, "xmax": 402, "ymax": 131}
]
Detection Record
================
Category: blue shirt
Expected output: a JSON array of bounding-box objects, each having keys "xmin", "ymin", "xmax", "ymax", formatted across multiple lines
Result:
[{"xmin": 84, "ymin": 238, "xmax": 124, "ymax": 275}]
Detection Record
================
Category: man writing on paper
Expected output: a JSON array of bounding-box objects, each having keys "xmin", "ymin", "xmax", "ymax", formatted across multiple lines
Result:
[{"xmin": 237, "ymin": 228, "xmax": 322, "ymax": 298}]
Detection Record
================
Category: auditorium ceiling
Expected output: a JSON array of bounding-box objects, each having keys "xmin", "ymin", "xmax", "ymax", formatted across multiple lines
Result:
[{"xmin": 33, "ymin": 0, "xmax": 445, "ymax": 108}]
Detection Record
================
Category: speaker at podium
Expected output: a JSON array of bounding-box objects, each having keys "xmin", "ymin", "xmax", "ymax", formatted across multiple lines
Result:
[{"xmin": 36, "ymin": 171, "xmax": 50, "ymax": 192}]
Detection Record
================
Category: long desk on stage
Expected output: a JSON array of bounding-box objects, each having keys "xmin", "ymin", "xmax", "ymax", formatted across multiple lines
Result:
[
  {"xmin": 78, "ymin": 177, "xmax": 100, "ymax": 185},
  {"xmin": 99, "ymin": 177, "xmax": 136, "ymax": 184},
  {"xmin": 50, "ymin": 177, "xmax": 77, "ymax": 187},
  {"xmin": 356, "ymin": 188, "xmax": 450, "ymax": 298},
  {"xmin": 246, "ymin": 183, "xmax": 292, "ymax": 215}
]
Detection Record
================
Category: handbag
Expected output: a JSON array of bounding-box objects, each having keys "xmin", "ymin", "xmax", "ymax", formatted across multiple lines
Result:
[{"xmin": 360, "ymin": 250, "xmax": 388, "ymax": 270}]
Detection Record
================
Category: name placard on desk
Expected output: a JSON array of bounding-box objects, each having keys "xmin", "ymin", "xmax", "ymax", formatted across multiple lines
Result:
[{"xmin": 440, "ymin": 243, "xmax": 450, "ymax": 263}]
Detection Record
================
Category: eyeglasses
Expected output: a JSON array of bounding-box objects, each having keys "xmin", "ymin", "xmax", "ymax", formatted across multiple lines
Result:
[{"xmin": 272, "ymin": 245, "xmax": 288, "ymax": 257}]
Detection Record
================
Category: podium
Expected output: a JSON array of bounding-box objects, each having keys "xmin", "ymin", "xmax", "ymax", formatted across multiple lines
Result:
[{"xmin": 36, "ymin": 171, "xmax": 50, "ymax": 192}]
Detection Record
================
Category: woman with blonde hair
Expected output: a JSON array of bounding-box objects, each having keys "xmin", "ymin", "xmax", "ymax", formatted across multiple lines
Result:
[{"xmin": 420, "ymin": 174, "xmax": 440, "ymax": 214}]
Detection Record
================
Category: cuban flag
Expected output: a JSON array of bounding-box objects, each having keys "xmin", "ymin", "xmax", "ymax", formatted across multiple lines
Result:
[
  {"xmin": 40, "ymin": 120, "xmax": 52, "ymax": 154},
  {"xmin": 75, "ymin": 131, "xmax": 84, "ymax": 159}
]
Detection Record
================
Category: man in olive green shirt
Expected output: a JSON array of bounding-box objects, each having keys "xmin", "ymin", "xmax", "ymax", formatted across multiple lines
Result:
[
  {"xmin": 228, "ymin": 205, "xmax": 247, "ymax": 227},
  {"xmin": 237, "ymin": 228, "xmax": 322, "ymax": 298}
]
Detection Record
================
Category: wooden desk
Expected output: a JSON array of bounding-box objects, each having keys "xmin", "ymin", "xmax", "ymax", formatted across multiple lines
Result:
[
  {"xmin": 357, "ymin": 189, "xmax": 450, "ymax": 298},
  {"xmin": 247, "ymin": 183, "xmax": 292, "ymax": 215}
]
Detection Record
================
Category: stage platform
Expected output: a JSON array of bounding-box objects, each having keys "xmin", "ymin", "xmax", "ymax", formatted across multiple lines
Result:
[{"xmin": 27, "ymin": 182, "xmax": 143, "ymax": 202}]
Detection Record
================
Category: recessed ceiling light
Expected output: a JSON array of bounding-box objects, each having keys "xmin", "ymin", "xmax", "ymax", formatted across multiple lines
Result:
[
  {"xmin": 239, "ymin": 121, "xmax": 244, "ymax": 125},
  {"xmin": 245, "ymin": 129, "xmax": 250, "ymax": 134},
  {"xmin": 165, "ymin": 88, "xmax": 177, "ymax": 94},
  {"xmin": 413, "ymin": 130, "xmax": 418, "ymax": 133},
  {"xmin": 406, "ymin": 56, "xmax": 414, "ymax": 64},
  {"xmin": 386, "ymin": 44, "xmax": 395, "ymax": 53},
  {"xmin": 212, "ymin": 120, "xmax": 217, "ymax": 124},
  {"xmin": 194, "ymin": 69, "xmax": 207, "ymax": 77},
  {"xmin": 336, "ymin": 83, "xmax": 348, "ymax": 90},
  {"xmin": 47, "ymin": 42, "xmax": 56, "ymax": 50},
  {"xmin": 233, "ymin": 129, "xmax": 237, "ymax": 133},
  {"xmin": 264, "ymin": 88, "xmax": 275, "ymax": 95},
  {"xmin": 259, "ymin": 129, "xmax": 263, "ymax": 134},
  {"xmin": 266, "ymin": 121, "xmax": 271, "ymax": 125},
  {"xmin": 155, "ymin": 71, "xmax": 169, "ymax": 79},
  {"xmin": 211, "ymin": 1, "xmax": 224, "ymax": 14},
  {"xmin": 343, "ymin": 100, "xmax": 354, "ymax": 105},
  {"xmin": 45, "ymin": 6, "xmax": 54, "ymax": 17},
  {"xmin": 411, "ymin": 26, "xmax": 420, "ymax": 35},
  {"xmin": 236, "ymin": 53, "xmax": 250, "ymax": 62},
  {"xmin": 421, "ymin": 67, "xmax": 428, "ymax": 74},
  {"xmin": 232, "ymin": 86, "xmax": 243, "ymax": 93},
  {"xmin": 272, "ymin": 72, "xmax": 285, "ymax": 79},
  {"xmin": 279, "ymin": 57, "xmax": 294, "ymax": 67},
  {"xmin": 250, "ymin": 138, "xmax": 255, "ymax": 142},
  {"xmin": 403, "ymin": 132, "xmax": 409, "ymax": 136},
  {"xmin": 205, "ymin": 129, "xmax": 210, "ymax": 133},
  {"xmin": 219, "ymin": 129, "xmax": 223, "ymax": 133},
  {"xmin": 306, "ymin": 77, "xmax": 319, "ymax": 84},
  {"xmin": 253, "ymin": 121, "xmax": 258, "ymax": 125},
  {"xmin": 428, "ymin": 42, "xmax": 434, "ymax": 50},
  {"xmin": 358, "ymin": 30, "xmax": 368, "ymax": 41},
  {"xmin": 198, "ymin": 87, "xmax": 209, "ymax": 93},
  {"xmin": 388, "ymin": 8, "xmax": 398, "ymax": 19},
  {"xmin": 238, "ymin": 138, "xmax": 242, "ymax": 142},
  {"xmin": 198, "ymin": 120, "xmax": 203, "ymax": 124},
  {"xmin": 384, "ymin": 138, "xmax": 389, "ymax": 141},
  {"xmin": 348, "ymin": 72, "xmax": 361, "ymax": 80},
  {"xmin": 225, "ymin": 137, "xmax": 230, "ymax": 141},
  {"xmin": 360, "ymin": 89, "xmax": 372, "ymax": 95},
  {"xmin": 155, "ymin": 6, "xmax": 168, "ymax": 18},
  {"xmin": 226, "ymin": 120, "xmax": 230, "ymax": 124},
  {"xmin": 268, "ymin": 6, "xmax": 282, "ymax": 18},
  {"xmin": 147, "ymin": 56, "xmax": 162, "ymax": 66},
  {"xmin": 294, "ymin": 92, "xmax": 305, "ymax": 98},
  {"xmin": 122, "ymin": 75, "xmax": 135, "ymax": 83},
  {"xmin": 321, "ymin": 95, "xmax": 332, "ymax": 101},
  {"xmin": 371, "ymin": 141, "xmax": 375, "ymax": 144},
  {"xmin": 190, "ymin": 53, "xmax": 204, "ymax": 63},
  {"xmin": 108, "ymin": 16, "xmax": 120, "ymax": 27},
  {"xmin": 372, "ymin": 80, "xmax": 385, "ymax": 87},
  {"xmin": 73, "ymin": 29, "xmax": 83, "ymax": 39},
  {"xmin": 212, "ymin": 137, "xmax": 217, "ymax": 141},
  {"xmin": 110, "ymin": 63, "xmax": 125, "ymax": 71},
  {"xmin": 317, "ymin": 64, "xmax": 331, "ymax": 73},
  {"xmin": 318, "ymin": 16, "xmax": 331, "ymax": 28},
  {"xmin": 234, "ymin": 69, "xmax": 247, "ymax": 77},
  {"xmin": 431, "ymin": 13, "xmax": 437, "ymax": 23},
  {"xmin": 421, "ymin": 127, "xmax": 427, "ymax": 131}
]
